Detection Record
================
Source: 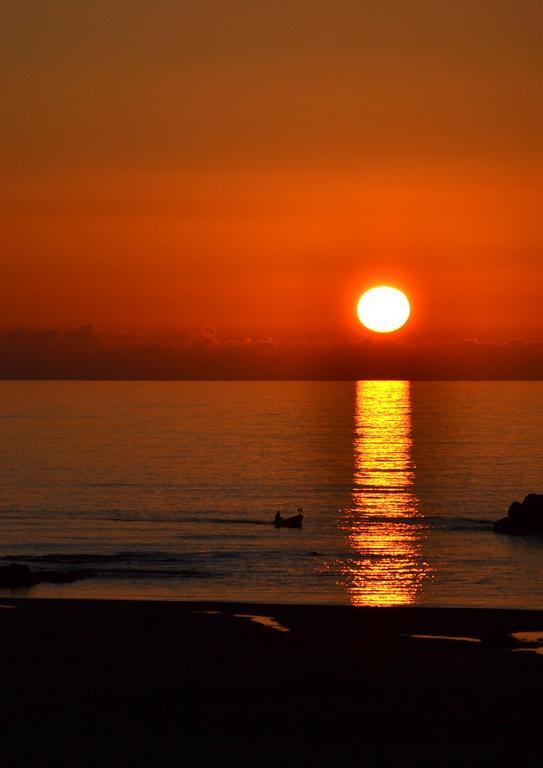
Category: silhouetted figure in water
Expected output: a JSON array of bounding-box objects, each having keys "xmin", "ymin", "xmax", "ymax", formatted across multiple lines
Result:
[{"xmin": 274, "ymin": 511, "xmax": 282, "ymax": 527}]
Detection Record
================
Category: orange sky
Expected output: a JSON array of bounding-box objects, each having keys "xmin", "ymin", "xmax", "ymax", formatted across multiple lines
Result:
[{"xmin": 2, "ymin": 2, "xmax": 543, "ymax": 345}]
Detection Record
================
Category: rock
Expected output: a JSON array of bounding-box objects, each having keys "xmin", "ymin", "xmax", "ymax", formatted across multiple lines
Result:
[
  {"xmin": 0, "ymin": 563, "xmax": 39, "ymax": 587},
  {"xmin": 0, "ymin": 563, "xmax": 86, "ymax": 587},
  {"xmin": 508, "ymin": 501, "xmax": 523, "ymax": 519},
  {"xmin": 494, "ymin": 494, "xmax": 543, "ymax": 535},
  {"xmin": 494, "ymin": 516, "xmax": 512, "ymax": 534},
  {"xmin": 523, "ymin": 493, "xmax": 543, "ymax": 509}
]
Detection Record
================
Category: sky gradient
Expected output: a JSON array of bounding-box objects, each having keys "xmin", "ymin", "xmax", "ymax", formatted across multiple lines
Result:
[{"xmin": 2, "ymin": 2, "xmax": 543, "ymax": 375}]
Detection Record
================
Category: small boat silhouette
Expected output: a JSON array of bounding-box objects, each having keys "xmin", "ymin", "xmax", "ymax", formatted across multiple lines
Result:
[{"xmin": 274, "ymin": 509, "xmax": 304, "ymax": 529}]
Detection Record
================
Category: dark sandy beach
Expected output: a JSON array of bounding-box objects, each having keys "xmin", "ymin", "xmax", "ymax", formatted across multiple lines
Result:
[{"xmin": 1, "ymin": 598, "xmax": 543, "ymax": 767}]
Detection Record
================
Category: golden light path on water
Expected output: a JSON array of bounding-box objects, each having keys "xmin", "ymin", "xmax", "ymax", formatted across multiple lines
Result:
[{"xmin": 341, "ymin": 381, "xmax": 430, "ymax": 606}]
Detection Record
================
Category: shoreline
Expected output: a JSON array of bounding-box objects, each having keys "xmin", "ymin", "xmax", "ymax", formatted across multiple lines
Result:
[
  {"xmin": 3, "ymin": 583, "xmax": 543, "ymax": 612},
  {"xmin": 2, "ymin": 598, "xmax": 543, "ymax": 765},
  {"xmin": 5, "ymin": 593, "xmax": 543, "ymax": 619}
]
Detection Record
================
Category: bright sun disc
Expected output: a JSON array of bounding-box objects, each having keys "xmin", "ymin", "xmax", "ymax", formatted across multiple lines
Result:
[{"xmin": 357, "ymin": 286, "xmax": 411, "ymax": 333}]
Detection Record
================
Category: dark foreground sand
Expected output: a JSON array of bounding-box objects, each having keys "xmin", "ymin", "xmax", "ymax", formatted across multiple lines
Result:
[{"xmin": 2, "ymin": 598, "xmax": 543, "ymax": 767}]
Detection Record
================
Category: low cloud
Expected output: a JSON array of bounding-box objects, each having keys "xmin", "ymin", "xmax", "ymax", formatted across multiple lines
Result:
[{"xmin": 1, "ymin": 327, "xmax": 543, "ymax": 380}]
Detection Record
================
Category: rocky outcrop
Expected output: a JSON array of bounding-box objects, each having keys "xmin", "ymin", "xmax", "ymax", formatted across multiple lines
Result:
[
  {"xmin": 494, "ymin": 494, "xmax": 543, "ymax": 534},
  {"xmin": 0, "ymin": 563, "xmax": 39, "ymax": 587},
  {"xmin": 0, "ymin": 562, "xmax": 85, "ymax": 588}
]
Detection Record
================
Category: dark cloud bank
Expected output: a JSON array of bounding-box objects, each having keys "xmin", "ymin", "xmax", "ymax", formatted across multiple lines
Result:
[{"xmin": 1, "ymin": 327, "xmax": 543, "ymax": 380}]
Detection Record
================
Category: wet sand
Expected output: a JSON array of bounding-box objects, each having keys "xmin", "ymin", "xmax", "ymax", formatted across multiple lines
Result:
[{"xmin": 1, "ymin": 598, "xmax": 543, "ymax": 767}]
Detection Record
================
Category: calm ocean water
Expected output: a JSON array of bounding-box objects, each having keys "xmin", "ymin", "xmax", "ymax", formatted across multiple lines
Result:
[{"xmin": 1, "ymin": 380, "xmax": 543, "ymax": 608}]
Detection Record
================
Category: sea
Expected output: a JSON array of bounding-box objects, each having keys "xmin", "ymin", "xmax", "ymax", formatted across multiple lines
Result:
[{"xmin": 1, "ymin": 380, "xmax": 543, "ymax": 608}]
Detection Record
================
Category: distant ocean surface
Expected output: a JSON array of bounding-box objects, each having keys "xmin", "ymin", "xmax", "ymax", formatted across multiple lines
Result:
[{"xmin": 1, "ymin": 380, "xmax": 543, "ymax": 608}]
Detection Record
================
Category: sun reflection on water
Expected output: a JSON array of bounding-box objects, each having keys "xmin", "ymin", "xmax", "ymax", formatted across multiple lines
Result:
[{"xmin": 341, "ymin": 381, "xmax": 429, "ymax": 606}]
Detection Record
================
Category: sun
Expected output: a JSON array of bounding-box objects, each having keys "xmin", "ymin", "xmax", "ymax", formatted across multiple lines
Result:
[{"xmin": 357, "ymin": 286, "xmax": 411, "ymax": 333}]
